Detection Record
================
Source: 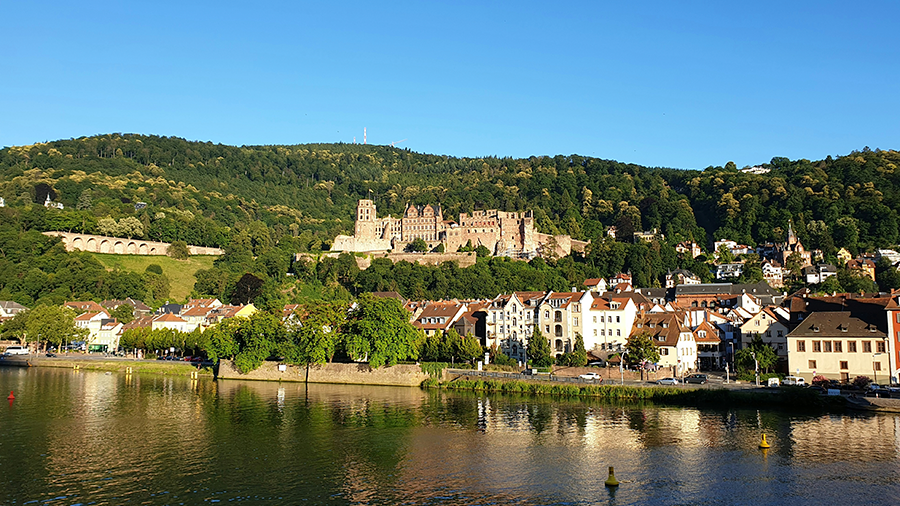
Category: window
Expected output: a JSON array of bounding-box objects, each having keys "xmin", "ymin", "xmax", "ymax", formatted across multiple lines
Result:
[
  {"xmin": 797, "ymin": 340, "xmax": 806, "ymax": 352},
  {"xmin": 849, "ymin": 341, "xmax": 857, "ymax": 352},
  {"xmin": 593, "ymin": 329, "xmax": 597, "ymax": 336},
  {"xmin": 616, "ymin": 316, "xmax": 621, "ymax": 323},
  {"xmin": 765, "ymin": 330, "xmax": 771, "ymax": 337},
  {"xmin": 555, "ymin": 325, "xmax": 563, "ymax": 337},
  {"xmin": 593, "ymin": 316, "xmax": 597, "ymax": 323},
  {"xmin": 601, "ymin": 329, "xmax": 605, "ymax": 336},
  {"xmin": 545, "ymin": 325, "xmax": 550, "ymax": 333},
  {"xmin": 813, "ymin": 341, "xmax": 822, "ymax": 352},
  {"xmin": 616, "ymin": 329, "xmax": 621, "ymax": 337},
  {"xmin": 777, "ymin": 330, "xmax": 783, "ymax": 337},
  {"xmin": 863, "ymin": 341, "xmax": 872, "ymax": 353},
  {"xmin": 600, "ymin": 316, "xmax": 605, "ymax": 323},
  {"xmin": 834, "ymin": 341, "xmax": 842, "ymax": 353},
  {"xmin": 809, "ymin": 360, "xmax": 817, "ymax": 369},
  {"xmin": 877, "ymin": 341, "xmax": 886, "ymax": 353},
  {"xmin": 661, "ymin": 348, "xmax": 669, "ymax": 355},
  {"xmin": 555, "ymin": 311, "xmax": 562, "ymax": 323},
  {"xmin": 840, "ymin": 361, "xmax": 849, "ymax": 370},
  {"xmin": 544, "ymin": 311, "xmax": 550, "ymax": 319},
  {"xmin": 874, "ymin": 362, "xmax": 882, "ymax": 371},
  {"xmin": 574, "ymin": 317, "xmax": 579, "ymax": 326},
  {"xmin": 823, "ymin": 341, "xmax": 832, "ymax": 353}
]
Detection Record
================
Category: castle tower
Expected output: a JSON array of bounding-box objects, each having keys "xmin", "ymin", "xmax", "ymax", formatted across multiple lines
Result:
[{"xmin": 355, "ymin": 199, "xmax": 377, "ymax": 240}]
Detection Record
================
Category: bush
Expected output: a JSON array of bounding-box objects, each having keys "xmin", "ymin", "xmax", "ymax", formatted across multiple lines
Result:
[
  {"xmin": 812, "ymin": 375, "xmax": 830, "ymax": 387},
  {"xmin": 852, "ymin": 375, "xmax": 872, "ymax": 389},
  {"xmin": 145, "ymin": 264, "xmax": 163, "ymax": 275},
  {"xmin": 167, "ymin": 240, "xmax": 190, "ymax": 260}
]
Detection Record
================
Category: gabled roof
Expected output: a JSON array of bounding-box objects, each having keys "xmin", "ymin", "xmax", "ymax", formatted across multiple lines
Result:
[
  {"xmin": 632, "ymin": 312, "xmax": 687, "ymax": 347},
  {"xmin": 181, "ymin": 306, "xmax": 215, "ymax": 317},
  {"xmin": 75, "ymin": 311, "xmax": 107, "ymax": 321},
  {"xmin": 693, "ymin": 320, "xmax": 721, "ymax": 343},
  {"xmin": 0, "ymin": 301, "xmax": 28, "ymax": 312},
  {"xmin": 788, "ymin": 311, "xmax": 886, "ymax": 338},
  {"xmin": 153, "ymin": 313, "xmax": 187, "ymax": 323},
  {"xmin": 65, "ymin": 301, "xmax": 105, "ymax": 313}
]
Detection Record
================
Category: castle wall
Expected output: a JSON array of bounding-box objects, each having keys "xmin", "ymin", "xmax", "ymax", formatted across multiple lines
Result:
[{"xmin": 43, "ymin": 232, "xmax": 224, "ymax": 256}]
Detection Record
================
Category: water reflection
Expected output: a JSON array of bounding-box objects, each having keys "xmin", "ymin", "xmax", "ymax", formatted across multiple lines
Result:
[{"xmin": 2, "ymin": 368, "xmax": 900, "ymax": 505}]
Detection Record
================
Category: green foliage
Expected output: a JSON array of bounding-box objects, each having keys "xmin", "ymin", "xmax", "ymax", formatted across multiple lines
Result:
[
  {"xmin": 110, "ymin": 304, "xmax": 135, "ymax": 324},
  {"xmin": 285, "ymin": 301, "xmax": 347, "ymax": 365},
  {"xmin": 526, "ymin": 328, "xmax": 553, "ymax": 368},
  {"xmin": 24, "ymin": 305, "xmax": 88, "ymax": 349},
  {"xmin": 625, "ymin": 332, "xmax": 661, "ymax": 365},
  {"xmin": 167, "ymin": 240, "xmax": 191, "ymax": 260},
  {"xmin": 406, "ymin": 238, "xmax": 428, "ymax": 253},
  {"xmin": 343, "ymin": 294, "xmax": 422, "ymax": 368},
  {"xmin": 145, "ymin": 264, "xmax": 163, "ymax": 275},
  {"xmin": 735, "ymin": 336, "xmax": 778, "ymax": 374},
  {"xmin": 419, "ymin": 362, "xmax": 449, "ymax": 378}
]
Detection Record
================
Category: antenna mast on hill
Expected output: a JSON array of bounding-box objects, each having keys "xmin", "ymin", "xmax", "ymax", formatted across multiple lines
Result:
[{"xmin": 364, "ymin": 127, "xmax": 367, "ymax": 145}]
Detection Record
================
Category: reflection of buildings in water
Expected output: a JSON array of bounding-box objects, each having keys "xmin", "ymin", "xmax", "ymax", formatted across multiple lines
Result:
[
  {"xmin": 41, "ymin": 371, "xmax": 215, "ymax": 490},
  {"xmin": 788, "ymin": 414, "xmax": 899, "ymax": 463}
]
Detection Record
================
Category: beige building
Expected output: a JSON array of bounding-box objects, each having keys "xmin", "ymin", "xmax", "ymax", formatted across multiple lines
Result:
[
  {"xmin": 739, "ymin": 306, "xmax": 790, "ymax": 361},
  {"xmin": 787, "ymin": 311, "xmax": 888, "ymax": 383},
  {"xmin": 632, "ymin": 312, "xmax": 697, "ymax": 375},
  {"xmin": 333, "ymin": 199, "xmax": 586, "ymax": 259}
]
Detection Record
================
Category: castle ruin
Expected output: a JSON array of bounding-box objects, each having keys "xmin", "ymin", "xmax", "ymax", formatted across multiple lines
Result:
[{"xmin": 332, "ymin": 199, "xmax": 587, "ymax": 259}]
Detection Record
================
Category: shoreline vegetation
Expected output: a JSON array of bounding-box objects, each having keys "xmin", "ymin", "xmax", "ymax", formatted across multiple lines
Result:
[
  {"xmin": 421, "ymin": 376, "xmax": 848, "ymax": 412},
  {"xmin": 3, "ymin": 355, "xmax": 848, "ymax": 413}
]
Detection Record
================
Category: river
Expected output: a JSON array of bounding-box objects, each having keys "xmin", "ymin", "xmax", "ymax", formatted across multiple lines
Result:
[{"xmin": 1, "ymin": 367, "xmax": 899, "ymax": 505}]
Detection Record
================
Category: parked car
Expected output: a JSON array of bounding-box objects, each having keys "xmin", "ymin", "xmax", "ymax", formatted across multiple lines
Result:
[
  {"xmin": 783, "ymin": 376, "xmax": 806, "ymax": 386},
  {"xmin": 656, "ymin": 377, "xmax": 680, "ymax": 385},
  {"xmin": 3, "ymin": 346, "xmax": 29, "ymax": 356},
  {"xmin": 684, "ymin": 374, "xmax": 708, "ymax": 384},
  {"xmin": 579, "ymin": 372, "xmax": 601, "ymax": 381}
]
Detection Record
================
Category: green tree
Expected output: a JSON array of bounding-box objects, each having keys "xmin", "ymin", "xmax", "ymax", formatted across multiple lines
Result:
[
  {"xmin": 526, "ymin": 328, "xmax": 553, "ymax": 367},
  {"xmin": 342, "ymin": 294, "xmax": 422, "ymax": 368},
  {"xmin": 25, "ymin": 305, "xmax": 88, "ymax": 351},
  {"xmin": 406, "ymin": 238, "xmax": 428, "ymax": 253},
  {"xmin": 735, "ymin": 337, "xmax": 778, "ymax": 375},
  {"xmin": 624, "ymin": 332, "xmax": 661, "ymax": 365},
  {"xmin": 110, "ymin": 304, "xmax": 135, "ymax": 324},
  {"xmin": 286, "ymin": 302, "xmax": 347, "ymax": 364},
  {"xmin": 167, "ymin": 240, "xmax": 191, "ymax": 260},
  {"xmin": 571, "ymin": 333, "xmax": 588, "ymax": 367}
]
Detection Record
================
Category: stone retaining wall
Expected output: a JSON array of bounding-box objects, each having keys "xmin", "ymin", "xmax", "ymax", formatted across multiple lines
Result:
[{"xmin": 217, "ymin": 360, "xmax": 431, "ymax": 386}]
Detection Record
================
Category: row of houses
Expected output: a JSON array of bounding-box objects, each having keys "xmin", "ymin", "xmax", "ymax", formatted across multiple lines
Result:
[{"xmin": 64, "ymin": 298, "xmax": 257, "ymax": 353}]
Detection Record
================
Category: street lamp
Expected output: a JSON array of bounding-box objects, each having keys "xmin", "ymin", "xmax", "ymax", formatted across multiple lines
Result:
[
  {"xmin": 750, "ymin": 351, "xmax": 759, "ymax": 387},
  {"xmin": 725, "ymin": 342, "xmax": 734, "ymax": 384},
  {"xmin": 619, "ymin": 350, "xmax": 629, "ymax": 385}
]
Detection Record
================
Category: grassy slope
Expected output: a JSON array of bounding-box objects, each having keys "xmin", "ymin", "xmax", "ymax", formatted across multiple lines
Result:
[{"xmin": 89, "ymin": 253, "xmax": 218, "ymax": 301}]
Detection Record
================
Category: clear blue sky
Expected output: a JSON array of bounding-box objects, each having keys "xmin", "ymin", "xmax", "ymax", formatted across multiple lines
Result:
[{"xmin": 2, "ymin": 1, "xmax": 898, "ymax": 169}]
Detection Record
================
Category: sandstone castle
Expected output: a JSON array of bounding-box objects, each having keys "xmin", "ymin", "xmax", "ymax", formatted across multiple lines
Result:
[{"xmin": 332, "ymin": 199, "xmax": 587, "ymax": 258}]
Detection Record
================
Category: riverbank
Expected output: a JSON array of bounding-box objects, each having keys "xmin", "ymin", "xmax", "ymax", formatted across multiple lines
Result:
[
  {"xmin": 0, "ymin": 354, "xmax": 213, "ymax": 376},
  {"xmin": 425, "ymin": 377, "xmax": 848, "ymax": 412}
]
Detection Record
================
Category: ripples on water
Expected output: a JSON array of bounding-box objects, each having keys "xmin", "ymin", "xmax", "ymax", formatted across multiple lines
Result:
[{"xmin": 2, "ymin": 368, "xmax": 900, "ymax": 505}]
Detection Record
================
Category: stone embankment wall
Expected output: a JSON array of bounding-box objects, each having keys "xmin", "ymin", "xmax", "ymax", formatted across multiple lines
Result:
[
  {"xmin": 43, "ymin": 231, "xmax": 224, "ymax": 256},
  {"xmin": 217, "ymin": 360, "xmax": 432, "ymax": 386},
  {"xmin": 296, "ymin": 251, "xmax": 476, "ymax": 270}
]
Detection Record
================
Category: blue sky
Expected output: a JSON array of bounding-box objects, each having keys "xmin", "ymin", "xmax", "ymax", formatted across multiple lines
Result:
[{"xmin": 2, "ymin": 1, "xmax": 898, "ymax": 169}]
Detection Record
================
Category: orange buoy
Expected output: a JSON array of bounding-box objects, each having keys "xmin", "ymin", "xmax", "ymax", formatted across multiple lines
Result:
[{"xmin": 7, "ymin": 391, "xmax": 14, "ymax": 400}]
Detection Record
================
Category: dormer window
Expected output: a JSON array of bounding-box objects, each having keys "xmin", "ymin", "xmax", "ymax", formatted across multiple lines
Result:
[{"xmin": 812, "ymin": 325, "xmax": 820, "ymax": 332}]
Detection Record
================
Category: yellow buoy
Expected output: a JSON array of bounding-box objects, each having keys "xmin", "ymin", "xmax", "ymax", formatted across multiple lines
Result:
[
  {"xmin": 605, "ymin": 466, "xmax": 619, "ymax": 487},
  {"xmin": 759, "ymin": 433, "xmax": 771, "ymax": 449}
]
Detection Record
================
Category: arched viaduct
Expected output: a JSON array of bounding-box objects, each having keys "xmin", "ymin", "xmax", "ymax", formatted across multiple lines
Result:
[{"xmin": 42, "ymin": 232, "xmax": 224, "ymax": 256}]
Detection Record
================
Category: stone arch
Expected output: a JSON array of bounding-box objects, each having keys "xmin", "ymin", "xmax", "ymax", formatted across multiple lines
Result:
[
  {"xmin": 126, "ymin": 242, "xmax": 137, "ymax": 254},
  {"xmin": 150, "ymin": 247, "xmax": 157, "ymax": 254},
  {"xmin": 139, "ymin": 243, "xmax": 149, "ymax": 255},
  {"xmin": 99, "ymin": 240, "xmax": 111, "ymax": 253},
  {"xmin": 72, "ymin": 237, "xmax": 84, "ymax": 250},
  {"xmin": 114, "ymin": 241, "xmax": 125, "ymax": 254}
]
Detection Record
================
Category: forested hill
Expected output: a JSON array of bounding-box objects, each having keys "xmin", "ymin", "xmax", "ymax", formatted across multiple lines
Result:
[{"xmin": 0, "ymin": 134, "xmax": 899, "ymax": 256}]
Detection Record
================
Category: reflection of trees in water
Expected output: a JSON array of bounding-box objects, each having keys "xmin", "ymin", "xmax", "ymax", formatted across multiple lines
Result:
[{"xmin": 200, "ymin": 381, "xmax": 422, "ymax": 503}]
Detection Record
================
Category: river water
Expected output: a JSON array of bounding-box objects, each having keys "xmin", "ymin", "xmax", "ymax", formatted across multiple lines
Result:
[{"xmin": 1, "ymin": 367, "xmax": 899, "ymax": 505}]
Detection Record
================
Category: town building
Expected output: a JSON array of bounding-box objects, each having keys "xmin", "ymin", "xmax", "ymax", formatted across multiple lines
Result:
[
  {"xmin": 675, "ymin": 241, "xmax": 702, "ymax": 259},
  {"xmin": 804, "ymin": 264, "xmax": 838, "ymax": 284},
  {"xmin": 632, "ymin": 312, "xmax": 697, "ymax": 375},
  {"xmin": 847, "ymin": 258, "xmax": 876, "ymax": 282},
  {"xmin": 787, "ymin": 311, "xmax": 888, "ymax": 383},
  {"xmin": 666, "ymin": 269, "xmax": 701, "ymax": 288}
]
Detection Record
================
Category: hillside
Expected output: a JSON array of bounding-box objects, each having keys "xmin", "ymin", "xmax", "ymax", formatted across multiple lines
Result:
[
  {"xmin": 1, "ymin": 135, "xmax": 898, "ymax": 254},
  {"xmin": 90, "ymin": 253, "xmax": 217, "ymax": 301},
  {"xmin": 1, "ymin": 134, "xmax": 899, "ymax": 308}
]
